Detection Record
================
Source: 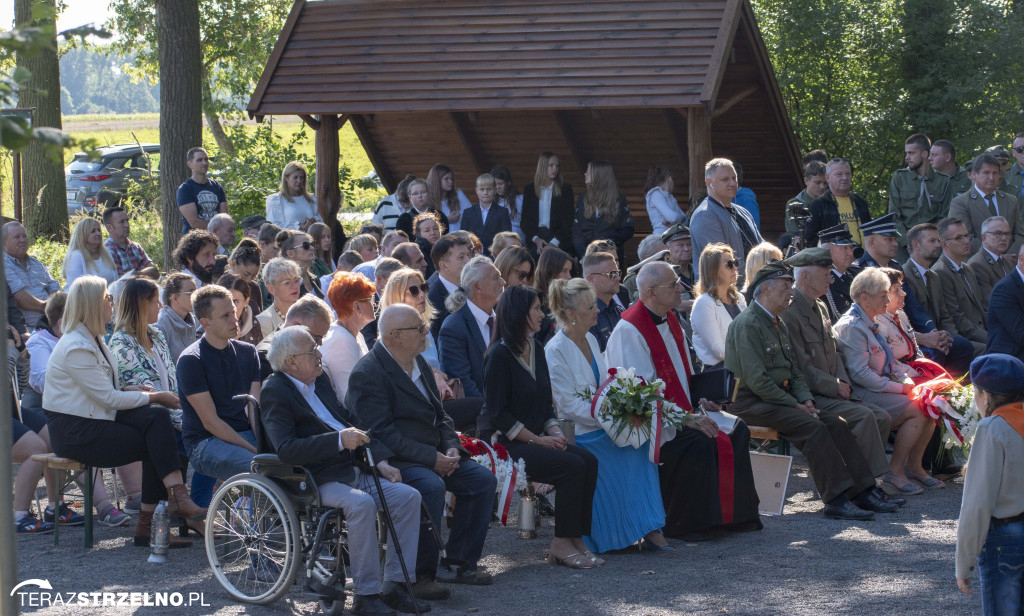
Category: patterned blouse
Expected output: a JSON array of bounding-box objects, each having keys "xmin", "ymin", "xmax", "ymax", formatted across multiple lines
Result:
[
  {"xmin": 874, "ymin": 309, "xmax": 921, "ymax": 377},
  {"xmin": 108, "ymin": 325, "xmax": 178, "ymax": 392}
]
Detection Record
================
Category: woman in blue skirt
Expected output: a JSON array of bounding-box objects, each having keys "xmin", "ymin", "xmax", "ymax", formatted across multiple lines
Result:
[{"xmin": 544, "ymin": 277, "xmax": 670, "ymax": 553}]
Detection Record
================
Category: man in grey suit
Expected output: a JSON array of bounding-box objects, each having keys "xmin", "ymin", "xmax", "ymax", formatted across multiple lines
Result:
[
  {"xmin": 932, "ymin": 218, "xmax": 987, "ymax": 355},
  {"xmin": 347, "ymin": 304, "xmax": 496, "ymax": 596},
  {"xmin": 948, "ymin": 153, "xmax": 1024, "ymax": 256},
  {"xmin": 689, "ymin": 158, "xmax": 763, "ymax": 283},
  {"xmin": 967, "ymin": 216, "xmax": 1014, "ymax": 302},
  {"xmin": 782, "ymin": 247, "xmax": 899, "ymax": 506}
]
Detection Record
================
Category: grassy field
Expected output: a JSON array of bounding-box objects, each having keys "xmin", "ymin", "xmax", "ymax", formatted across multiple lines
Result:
[{"xmin": 0, "ymin": 113, "xmax": 384, "ymax": 219}]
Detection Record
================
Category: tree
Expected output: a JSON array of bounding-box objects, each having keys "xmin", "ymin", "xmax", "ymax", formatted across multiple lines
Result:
[
  {"xmin": 154, "ymin": 0, "xmax": 202, "ymax": 266},
  {"xmin": 14, "ymin": 0, "xmax": 67, "ymax": 241}
]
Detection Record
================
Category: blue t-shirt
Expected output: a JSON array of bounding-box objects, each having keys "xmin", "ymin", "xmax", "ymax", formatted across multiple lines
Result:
[
  {"xmin": 176, "ymin": 178, "xmax": 227, "ymax": 234},
  {"xmin": 177, "ymin": 337, "xmax": 261, "ymax": 451}
]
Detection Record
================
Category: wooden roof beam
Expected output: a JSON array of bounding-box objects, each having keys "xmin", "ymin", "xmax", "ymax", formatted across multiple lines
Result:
[
  {"xmin": 450, "ymin": 112, "xmax": 491, "ymax": 176},
  {"xmin": 712, "ymin": 85, "xmax": 758, "ymax": 119},
  {"xmin": 552, "ymin": 110, "xmax": 590, "ymax": 175},
  {"xmin": 349, "ymin": 113, "xmax": 396, "ymax": 193},
  {"xmin": 299, "ymin": 114, "xmax": 321, "ymax": 131},
  {"xmin": 701, "ymin": 0, "xmax": 742, "ymax": 107}
]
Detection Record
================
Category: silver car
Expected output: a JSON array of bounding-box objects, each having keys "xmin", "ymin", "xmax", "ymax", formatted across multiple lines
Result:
[{"xmin": 65, "ymin": 143, "xmax": 160, "ymax": 215}]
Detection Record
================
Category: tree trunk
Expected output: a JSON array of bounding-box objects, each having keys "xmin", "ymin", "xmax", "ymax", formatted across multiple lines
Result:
[
  {"xmin": 155, "ymin": 0, "xmax": 203, "ymax": 267},
  {"xmin": 14, "ymin": 0, "xmax": 67, "ymax": 242},
  {"xmin": 201, "ymin": 65, "xmax": 234, "ymax": 155}
]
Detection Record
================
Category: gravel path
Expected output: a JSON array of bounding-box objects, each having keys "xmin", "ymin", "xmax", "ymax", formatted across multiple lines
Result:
[{"xmin": 14, "ymin": 453, "xmax": 976, "ymax": 615}]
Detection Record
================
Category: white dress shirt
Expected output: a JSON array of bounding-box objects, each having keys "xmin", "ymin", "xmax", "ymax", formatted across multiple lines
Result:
[
  {"xmin": 909, "ymin": 258, "xmax": 930, "ymax": 286},
  {"xmin": 467, "ymin": 299, "xmax": 495, "ymax": 346},
  {"xmin": 284, "ymin": 372, "xmax": 350, "ymax": 451}
]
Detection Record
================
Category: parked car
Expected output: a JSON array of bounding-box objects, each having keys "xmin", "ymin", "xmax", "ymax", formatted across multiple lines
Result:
[{"xmin": 65, "ymin": 143, "xmax": 160, "ymax": 216}]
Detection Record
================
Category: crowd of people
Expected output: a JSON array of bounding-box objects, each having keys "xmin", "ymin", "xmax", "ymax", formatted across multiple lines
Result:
[{"xmin": 5, "ymin": 137, "xmax": 1024, "ymax": 615}]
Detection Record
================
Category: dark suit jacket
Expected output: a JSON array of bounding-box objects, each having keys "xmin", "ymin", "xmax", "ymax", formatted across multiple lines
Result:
[
  {"xmin": 260, "ymin": 371, "xmax": 389, "ymax": 485},
  {"xmin": 437, "ymin": 303, "xmax": 488, "ymax": 398},
  {"xmin": 805, "ymin": 189, "xmax": 872, "ymax": 248},
  {"xmin": 521, "ymin": 182, "xmax": 575, "ymax": 256},
  {"xmin": 571, "ymin": 194, "xmax": 634, "ymax": 264},
  {"xmin": 783, "ymin": 288, "xmax": 851, "ymax": 399},
  {"xmin": 427, "ymin": 271, "xmax": 452, "ymax": 341},
  {"xmin": 461, "ymin": 205, "xmax": 512, "ymax": 257},
  {"xmin": 824, "ymin": 267, "xmax": 856, "ymax": 323},
  {"xmin": 948, "ymin": 188, "xmax": 1024, "ymax": 255},
  {"xmin": 967, "ymin": 248, "xmax": 1013, "ymax": 304},
  {"xmin": 986, "ymin": 269, "xmax": 1024, "ymax": 361},
  {"xmin": 346, "ymin": 342, "xmax": 465, "ymax": 471},
  {"xmin": 931, "ymin": 255, "xmax": 987, "ymax": 350},
  {"xmin": 902, "ymin": 258, "xmax": 954, "ymax": 333}
]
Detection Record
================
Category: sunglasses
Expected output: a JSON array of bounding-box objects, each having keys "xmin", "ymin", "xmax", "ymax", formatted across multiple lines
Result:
[
  {"xmin": 1014, "ymin": 146, "xmax": 1024, "ymax": 154},
  {"xmin": 296, "ymin": 241, "xmax": 313, "ymax": 250},
  {"xmin": 724, "ymin": 259, "xmax": 740, "ymax": 269},
  {"xmin": 592, "ymin": 271, "xmax": 621, "ymax": 280},
  {"xmin": 406, "ymin": 283, "xmax": 430, "ymax": 297},
  {"xmin": 512, "ymin": 268, "xmax": 532, "ymax": 281}
]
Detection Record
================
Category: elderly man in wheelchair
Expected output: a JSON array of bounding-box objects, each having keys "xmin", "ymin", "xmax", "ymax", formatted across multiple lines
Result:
[{"xmin": 204, "ymin": 325, "xmax": 427, "ymax": 616}]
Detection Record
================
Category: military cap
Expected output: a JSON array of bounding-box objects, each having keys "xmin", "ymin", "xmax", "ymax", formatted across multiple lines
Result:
[
  {"xmin": 818, "ymin": 223, "xmax": 857, "ymax": 246},
  {"xmin": 785, "ymin": 246, "xmax": 833, "ymax": 268},
  {"xmin": 970, "ymin": 353, "xmax": 1024, "ymax": 396},
  {"xmin": 661, "ymin": 223, "xmax": 691, "ymax": 244},
  {"xmin": 859, "ymin": 213, "xmax": 901, "ymax": 237},
  {"xmin": 240, "ymin": 214, "xmax": 268, "ymax": 230},
  {"xmin": 748, "ymin": 260, "xmax": 794, "ymax": 294},
  {"xmin": 985, "ymin": 145, "xmax": 1011, "ymax": 161}
]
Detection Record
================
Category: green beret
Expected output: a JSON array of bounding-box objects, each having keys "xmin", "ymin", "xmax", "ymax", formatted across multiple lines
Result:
[
  {"xmin": 661, "ymin": 223, "xmax": 690, "ymax": 244},
  {"xmin": 784, "ymin": 246, "xmax": 833, "ymax": 268},
  {"xmin": 748, "ymin": 260, "xmax": 794, "ymax": 294}
]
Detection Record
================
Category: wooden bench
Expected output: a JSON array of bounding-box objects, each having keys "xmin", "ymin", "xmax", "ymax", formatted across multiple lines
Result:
[
  {"xmin": 30, "ymin": 454, "xmax": 95, "ymax": 548},
  {"xmin": 748, "ymin": 426, "xmax": 790, "ymax": 456}
]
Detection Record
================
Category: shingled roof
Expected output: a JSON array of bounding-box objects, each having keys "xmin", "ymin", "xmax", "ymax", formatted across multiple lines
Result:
[{"xmin": 250, "ymin": 0, "xmax": 802, "ymax": 244}]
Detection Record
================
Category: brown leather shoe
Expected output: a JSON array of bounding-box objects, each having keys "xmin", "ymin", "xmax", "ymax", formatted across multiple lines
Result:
[
  {"xmin": 165, "ymin": 484, "xmax": 207, "ymax": 521},
  {"xmin": 133, "ymin": 510, "xmax": 192, "ymax": 548}
]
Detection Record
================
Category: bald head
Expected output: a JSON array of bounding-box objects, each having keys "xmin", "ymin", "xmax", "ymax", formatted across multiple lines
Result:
[
  {"xmin": 379, "ymin": 303, "xmax": 421, "ymax": 336},
  {"xmin": 637, "ymin": 261, "xmax": 673, "ymax": 294}
]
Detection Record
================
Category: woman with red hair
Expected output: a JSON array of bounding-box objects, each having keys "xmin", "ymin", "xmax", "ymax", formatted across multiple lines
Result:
[{"xmin": 320, "ymin": 271, "xmax": 377, "ymax": 401}]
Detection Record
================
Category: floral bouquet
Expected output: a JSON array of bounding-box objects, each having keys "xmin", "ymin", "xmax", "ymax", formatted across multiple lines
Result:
[
  {"xmin": 909, "ymin": 372, "xmax": 978, "ymax": 454},
  {"xmin": 576, "ymin": 367, "xmax": 695, "ymax": 463},
  {"xmin": 457, "ymin": 434, "xmax": 527, "ymax": 525}
]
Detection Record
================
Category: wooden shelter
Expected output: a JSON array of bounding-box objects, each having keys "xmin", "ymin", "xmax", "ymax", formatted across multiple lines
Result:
[{"xmin": 249, "ymin": 0, "xmax": 802, "ymax": 250}]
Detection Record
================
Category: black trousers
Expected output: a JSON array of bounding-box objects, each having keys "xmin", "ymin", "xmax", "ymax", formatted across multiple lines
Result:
[
  {"xmin": 45, "ymin": 405, "xmax": 181, "ymax": 505},
  {"xmin": 442, "ymin": 397, "xmax": 484, "ymax": 435},
  {"xmin": 502, "ymin": 440, "xmax": 598, "ymax": 538}
]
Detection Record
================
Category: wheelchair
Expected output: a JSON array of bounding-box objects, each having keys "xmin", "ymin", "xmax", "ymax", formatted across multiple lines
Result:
[{"xmin": 203, "ymin": 395, "xmax": 385, "ymax": 615}]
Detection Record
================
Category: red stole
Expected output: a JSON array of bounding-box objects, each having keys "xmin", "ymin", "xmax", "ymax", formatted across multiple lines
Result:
[{"xmin": 621, "ymin": 302, "xmax": 735, "ymax": 523}]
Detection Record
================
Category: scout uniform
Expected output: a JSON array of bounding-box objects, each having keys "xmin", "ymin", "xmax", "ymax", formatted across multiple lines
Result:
[{"xmin": 888, "ymin": 166, "xmax": 951, "ymax": 256}]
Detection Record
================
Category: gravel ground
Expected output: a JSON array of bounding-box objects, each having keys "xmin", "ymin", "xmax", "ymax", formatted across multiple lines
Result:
[{"xmin": 13, "ymin": 453, "xmax": 977, "ymax": 616}]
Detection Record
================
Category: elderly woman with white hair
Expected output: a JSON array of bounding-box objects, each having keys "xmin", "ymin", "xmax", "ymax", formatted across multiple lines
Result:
[
  {"xmin": 255, "ymin": 257, "xmax": 303, "ymax": 335},
  {"xmin": 42, "ymin": 276, "xmax": 205, "ymax": 548},
  {"xmin": 833, "ymin": 267, "xmax": 937, "ymax": 496}
]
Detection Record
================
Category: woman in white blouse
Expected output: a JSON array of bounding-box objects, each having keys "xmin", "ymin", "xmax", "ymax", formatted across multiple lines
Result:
[
  {"xmin": 62, "ymin": 217, "xmax": 118, "ymax": 288},
  {"xmin": 320, "ymin": 271, "xmax": 377, "ymax": 402},
  {"xmin": 642, "ymin": 166, "xmax": 686, "ymax": 236},
  {"xmin": 265, "ymin": 161, "xmax": 322, "ymax": 231},
  {"xmin": 427, "ymin": 163, "xmax": 472, "ymax": 232},
  {"xmin": 544, "ymin": 278, "xmax": 670, "ymax": 554},
  {"xmin": 691, "ymin": 243, "xmax": 746, "ymax": 370}
]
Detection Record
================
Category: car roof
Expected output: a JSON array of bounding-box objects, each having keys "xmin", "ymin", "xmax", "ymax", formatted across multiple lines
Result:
[{"xmin": 73, "ymin": 143, "xmax": 160, "ymax": 158}]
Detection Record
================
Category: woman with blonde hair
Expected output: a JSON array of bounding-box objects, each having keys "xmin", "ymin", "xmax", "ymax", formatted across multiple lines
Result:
[
  {"xmin": 265, "ymin": 160, "xmax": 321, "ymax": 230},
  {"xmin": 426, "ymin": 163, "xmax": 472, "ymax": 232},
  {"xmin": 691, "ymin": 243, "xmax": 746, "ymax": 370},
  {"xmin": 741, "ymin": 242, "xmax": 783, "ymax": 303},
  {"xmin": 522, "ymin": 151, "xmax": 575, "ymax": 257},
  {"xmin": 572, "ymin": 160, "xmax": 634, "ymax": 264},
  {"xmin": 42, "ymin": 276, "xmax": 204, "ymax": 548},
  {"xmin": 489, "ymin": 231, "xmax": 522, "ymax": 259},
  {"xmin": 63, "ymin": 217, "xmax": 118, "ymax": 288}
]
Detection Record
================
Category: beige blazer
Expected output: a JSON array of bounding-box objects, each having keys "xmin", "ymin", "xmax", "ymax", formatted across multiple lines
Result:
[
  {"xmin": 948, "ymin": 188, "xmax": 1023, "ymax": 255},
  {"xmin": 42, "ymin": 324, "xmax": 149, "ymax": 420},
  {"xmin": 930, "ymin": 255, "xmax": 987, "ymax": 353},
  {"xmin": 967, "ymin": 248, "xmax": 1013, "ymax": 303}
]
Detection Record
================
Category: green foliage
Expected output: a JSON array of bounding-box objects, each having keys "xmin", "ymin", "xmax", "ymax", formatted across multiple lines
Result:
[
  {"xmin": 59, "ymin": 45, "xmax": 160, "ymax": 115},
  {"xmin": 27, "ymin": 236, "xmax": 69, "ymax": 286}
]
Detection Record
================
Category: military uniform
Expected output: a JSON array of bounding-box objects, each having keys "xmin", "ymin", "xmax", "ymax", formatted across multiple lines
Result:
[
  {"xmin": 1006, "ymin": 162, "xmax": 1024, "ymax": 201},
  {"xmin": 942, "ymin": 165, "xmax": 972, "ymax": 199},
  {"xmin": 724, "ymin": 289, "xmax": 878, "ymax": 505},
  {"xmin": 931, "ymin": 255, "xmax": 988, "ymax": 355},
  {"xmin": 948, "ymin": 188, "xmax": 1024, "ymax": 256},
  {"xmin": 888, "ymin": 167, "xmax": 951, "ymax": 256}
]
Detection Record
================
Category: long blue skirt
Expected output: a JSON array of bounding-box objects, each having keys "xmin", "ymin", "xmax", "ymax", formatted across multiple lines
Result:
[{"xmin": 576, "ymin": 429, "xmax": 665, "ymax": 553}]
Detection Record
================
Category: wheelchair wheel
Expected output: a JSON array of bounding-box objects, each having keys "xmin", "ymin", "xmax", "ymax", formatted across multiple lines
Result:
[{"xmin": 205, "ymin": 473, "xmax": 302, "ymax": 604}]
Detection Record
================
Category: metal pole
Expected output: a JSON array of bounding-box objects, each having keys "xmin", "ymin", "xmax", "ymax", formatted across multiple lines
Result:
[{"xmin": 0, "ymin": 263, "xmax": 21, "ymax": 615}]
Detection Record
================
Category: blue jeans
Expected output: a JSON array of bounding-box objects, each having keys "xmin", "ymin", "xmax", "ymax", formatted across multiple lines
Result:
[
  {"xmin": 188, "ymin": 431, "xmax": 257, "ymax": 482},
  {"xmin": 978, "ymin": 520, "xmax": 1024, "ymax": 616},
  {"xmin": 176, "ymin": 431, "xmax": 215, "ymax": 508},
  {"xmin": 401, "ymin": 462, "xmax": 496, "ymax": 579}
]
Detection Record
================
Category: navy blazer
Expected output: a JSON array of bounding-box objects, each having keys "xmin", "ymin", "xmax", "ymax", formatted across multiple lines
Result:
[
  {"xmin": 260, "ymin": 371, "xmax": 389, "ymax": 486},
  {"xmin": 461, "ymin": 204, "xmax": 512, "ymax": 257},
  {"xmin": 346, "ymin": 342, "xmax": 465, "ymax": 471},
  {"xmin": 986, "ymin": 269, "xmax": 1024, "ymax": 361},
  {"xmin": 427, "ymin": 271, "xmax": 451, "ymax": 342},
  {"xmin": 437, "ymin": 302, "xmax": 488, "ymax": 398}
]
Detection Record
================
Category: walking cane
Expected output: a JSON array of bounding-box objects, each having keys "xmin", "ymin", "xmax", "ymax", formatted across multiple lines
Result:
[{"xmin": 359, "ymin": 445, "xmax": 421, "ymax": 616}]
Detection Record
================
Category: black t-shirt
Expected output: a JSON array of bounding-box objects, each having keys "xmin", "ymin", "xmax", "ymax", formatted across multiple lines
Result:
[
  {"xmin": 178, "ymin": 337, "xmax": 260, "ymax": 451},
  {"xmin": 176, "ymin": 178, "xmax": 227, "ymax": 234}
]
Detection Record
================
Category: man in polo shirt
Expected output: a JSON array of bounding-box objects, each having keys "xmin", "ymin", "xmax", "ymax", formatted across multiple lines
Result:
[
  {"xmin": 3, "ymin": 221, "xmax": 60, "ymax": 329},
  {"xmin": 102, "ymin": 206, "xmax": 154, "ymax": 277},
  {"xmin": 178, "ymin": 285, "xmax": 263, "ymax": 481},
  {"xmin": 583, "ymin": 251, "xmax": 630, "ymax": 351},
  {"xmin": 427, "ymin": 234, "xmax": 472, "ymax": 340}
]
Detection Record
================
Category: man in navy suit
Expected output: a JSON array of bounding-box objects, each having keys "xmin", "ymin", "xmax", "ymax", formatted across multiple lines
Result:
[
  {"xmin": 460, "ymin": 175, "xmax": 512, "ymax": 257},
  {"xmin": 261, "ymin": 326, "xmax": 426, "ymax": 614},
  {"xmin": 438, "ymin": 257, "xmax": 505, "ymax": 399},
  {"xmin": 986, "ymin": 244, "xmax": 1024, "ymax": 362},
  {"xmin": 348, "ymin": 305, "xmax": 497, "ymax": 592},
  {"xmin": 427, "ymin": 234, "xmax": 472, "ymax": 341}
]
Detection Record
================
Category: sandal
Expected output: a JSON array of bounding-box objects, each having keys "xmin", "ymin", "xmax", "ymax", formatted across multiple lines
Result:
[
  {"xmin": 882, "ymin": 474, "xmax": 924, "ymax": 495},
  {"xmin": 583, "ymin": 550, "xmax": 607, "ymax": 566},
  {"xmin": 546, "ymin": 551, "xmax": 595, "ymax": 569},
  {"xmin": 907, "ymin": 472, "xmax": 945, "ymax": 489}
]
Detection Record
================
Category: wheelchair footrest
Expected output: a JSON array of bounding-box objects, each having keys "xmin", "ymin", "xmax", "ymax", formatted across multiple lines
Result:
[{"xmin": 304, "ymin": 579, "xmax": 345, "ymax": 602}]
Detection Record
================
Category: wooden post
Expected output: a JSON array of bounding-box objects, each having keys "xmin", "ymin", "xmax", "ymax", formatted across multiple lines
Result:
[
  {"xmin": 315, "ymin": 114, "xmax": 341, "ymax": 223},
  {"xmin": 687, "ymin": 104, "xmax": 712, "ymax": 202}
]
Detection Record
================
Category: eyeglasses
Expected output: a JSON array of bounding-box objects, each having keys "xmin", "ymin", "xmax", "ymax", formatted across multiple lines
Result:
[
  {"xmin": 591, "ymin": 271, "xmax": 621, "ymax": 280},
  {"xmin": 1014, "ymin": 146, "xmax": 1024, "ymax": 154},
  {"xmin": 172, "ymin": 289, "xmax": 195, "ymax": 296},
  {"xmin": 394, "ymin": 323, "xmax": 429, "ymax": 334},
  {"xmin": 511, "ymin": 268, "xmax": 532, "ymax": 281},
  {"xmin": 654, "ymin": 279, "xmax": 684, "ymax": 289},
  {"xmin": 289, "ymin": 347, "xmax": 318, "ymax": 359},
  {"xmin": 277, "ymin": 277, "xmax": 302, "ymax": 287},
  {"xmin": 311, "ymin": 333, "xmax": 325, "ymax": 346},
  {"xmin": 405, "ymin": 283, "xmax": 430, "ymax": 297},
  {"xmin": 295, "ymin": 241, "xmax": 313, "ymax": 251},
  {"xmin": 984, "ymin": 230, "xmax": 1011, "ymax": 238},
  {"xmin": 724, "ymin": 259, "xmax": 740, "ymax": 270}
]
